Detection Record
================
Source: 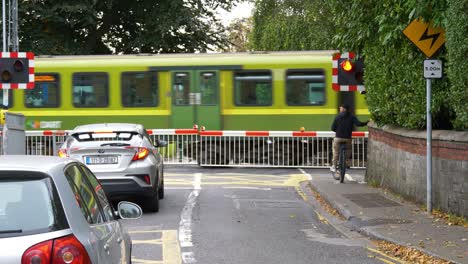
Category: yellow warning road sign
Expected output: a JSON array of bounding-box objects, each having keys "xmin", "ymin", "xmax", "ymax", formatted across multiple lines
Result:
[{"xmin": 403, "ymin": 19, "xmax": 445, "ymax": 58}]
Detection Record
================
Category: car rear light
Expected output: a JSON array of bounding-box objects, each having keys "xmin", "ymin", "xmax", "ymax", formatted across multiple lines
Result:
[
  {"xmin": 22, "ymin": 235, "xmax": 91, "ymax": 264},
  {"xmin": 132, "ymin": 147, "xmax": 149, "ymax": 161},
  {"xmin": 22, "ymin": 240, "xmax": 52, "ymax": 264},
  {"xmin": 52, "ymin": 235, "xmax": 91, "ymax": 264}
]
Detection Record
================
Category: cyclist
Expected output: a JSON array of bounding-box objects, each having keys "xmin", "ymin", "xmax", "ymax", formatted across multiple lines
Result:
[{"xmin": 330, "ymin": 104, "xmax": 368, "ymax": 172}]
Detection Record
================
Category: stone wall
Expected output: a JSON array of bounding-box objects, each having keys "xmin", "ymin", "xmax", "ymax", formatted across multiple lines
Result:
[{"xmin": 366, "ymin": 124, "xmax": 468, "ymax": 218}]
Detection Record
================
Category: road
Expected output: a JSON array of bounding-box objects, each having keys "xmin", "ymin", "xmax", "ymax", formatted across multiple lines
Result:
[{"xmin": 121, "ymin": 166, "xmax": 401, "ymax": 264}]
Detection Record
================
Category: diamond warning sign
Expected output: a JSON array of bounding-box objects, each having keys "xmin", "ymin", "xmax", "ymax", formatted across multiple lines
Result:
[{"xmin": 403, "ymin": 19, "xmax": 445, "ymax": 58}]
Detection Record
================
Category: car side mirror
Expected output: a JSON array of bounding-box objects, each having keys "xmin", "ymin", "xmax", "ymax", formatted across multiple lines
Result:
[
  {"xmin": 154, "ymin": 139, "xmax": 168, "ymax": 148},
  {"xmin": 116, "ymin": 201, "xmax": 143, "ymax": 219}
]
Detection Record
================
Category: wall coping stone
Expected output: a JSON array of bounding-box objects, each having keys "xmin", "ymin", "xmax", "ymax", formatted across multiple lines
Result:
[{"xmin": 368, "ymin": 122, "xmax": 468, "ymax": 143}]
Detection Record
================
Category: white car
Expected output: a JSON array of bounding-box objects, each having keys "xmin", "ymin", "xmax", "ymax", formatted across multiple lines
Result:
[
  {"xmin": 59, "ymin": 123, "xmax": 167, "ymax": 212},
  {"xmin": 0, "ymin": 155, "xmax": 142, "ymax": 264}
]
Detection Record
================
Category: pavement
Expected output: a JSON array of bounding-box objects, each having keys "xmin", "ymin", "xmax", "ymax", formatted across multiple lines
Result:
[{"xmin": 303, "ymin": 168, "xmax": 468, "ymax": 264}]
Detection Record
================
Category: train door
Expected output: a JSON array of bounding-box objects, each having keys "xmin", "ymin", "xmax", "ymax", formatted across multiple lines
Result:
[{"xmin": 171, "ymin": 70, "xmax": 221, "ymax": 129}]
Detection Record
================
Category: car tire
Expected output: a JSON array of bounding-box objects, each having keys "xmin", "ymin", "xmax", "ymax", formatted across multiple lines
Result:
[
  {"xmin": 145, "ymin": 186, "xmax": 159, "ymax": 212},
  {"xmin": 158, "ymin": 179, "xmax": 164, "ymax": 200}
]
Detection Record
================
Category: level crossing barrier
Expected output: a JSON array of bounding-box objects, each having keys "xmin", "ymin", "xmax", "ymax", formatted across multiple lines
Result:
[
  {"xmin": 1, "ymin": 128, "xmax": 368, "ymax": 168},
  {"xmin": 197, "ymin": 130, "xmax": 367, "ymax": 168}
]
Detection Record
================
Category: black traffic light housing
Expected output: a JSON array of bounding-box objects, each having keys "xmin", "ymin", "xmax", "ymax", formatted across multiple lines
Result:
[
  {"xmin": 0, "ymin": 58, "xmax": 29, "ymax": 84},
  {"xmin": 337, "ymin": 57, "xmax": 364, "ymax": 86}
]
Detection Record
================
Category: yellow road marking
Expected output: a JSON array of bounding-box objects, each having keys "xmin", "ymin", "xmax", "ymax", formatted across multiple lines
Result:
[
  {"xmin": 129, "ymin": 230, "xmax": 162, "ymax": 234},
  {"xmin": 367, "ymin": 247, "xmax": 405, "ymax": 264},
  {"xmin": 295, "ymin": 186, "xmax": 308, "ymax": 201},
  {"xmin": 375, "ymin": 256, "xmax": 397, "ymax": 264},
  {"xmin": 131, "ymin": 258, "xmax": 163, "ymax": 264},
  {"xmin": 315, "ymin": 211, "xmax": 329, "ymax": 225},
  {"xmin": 129, "ymin": 230, "xmax": 181, "ymax": 264},
  {"xmin": 132, "ymin": 239, "xmax": 162, "ymax": 245},
  {"xmin": 162, "ymin": 230, "xmax": 182, "ymax": 264},
  {"xmin": 166, "ymin": 174, "xmax": 308, "ymax": 188}
]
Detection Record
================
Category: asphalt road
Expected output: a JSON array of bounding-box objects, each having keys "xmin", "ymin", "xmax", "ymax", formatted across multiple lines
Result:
[{"xmin": 121, "ymin": 166, "xmax": 399, "ymax": 264}]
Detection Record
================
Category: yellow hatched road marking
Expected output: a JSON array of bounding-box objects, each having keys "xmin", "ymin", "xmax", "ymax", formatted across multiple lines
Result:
[
  {"xmin": 162, "ymin": 230, "xmax": 182, "ymax": 264},
  {"xmin": 131, "ymin": 259, "xmax": 163, "ymax": 264},
  {"xmin": 129, "ymin": 230, "xmax": 162, "ymax": 234},
  {"xmin": 166, "ymin": 174, "xmax": 308, "ymax": 188},
  {"xmin": 132, "ymin": 239, "xmax": 162, "ymax": 245},
  {"xmin": 130, "ymin": 230, "xmax": 181, "ymax": 264},
  {"xmin": 367, "ymin": 247, "xmax": 405, "ymax": 264}
]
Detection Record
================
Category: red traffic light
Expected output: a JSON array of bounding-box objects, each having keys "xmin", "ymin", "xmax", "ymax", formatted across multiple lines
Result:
[
  {"xmin": 14, "ymin": 60, "xmax": 24, "ymax": 72},
  {"xmin": 340, "ymin": 59, "xmax": 354, "ymax": 72}
]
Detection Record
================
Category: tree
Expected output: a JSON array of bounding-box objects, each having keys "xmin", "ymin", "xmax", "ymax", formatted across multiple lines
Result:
[
  {"xmin": 18, "ymin": 0, "xmax": 241, "ymax": 55},
  {"xmin": 250, "ymin": 0, "xmax": 336, "ymax": 51},
  {"xmin": 223, "ymin": 17, "xmax": 253, "ymax": 52}
]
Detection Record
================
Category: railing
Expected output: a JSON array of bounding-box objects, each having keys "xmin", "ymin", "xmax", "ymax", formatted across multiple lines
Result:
[
  {"xmin": 197, "ymin": 131, "xmax": 367, "ymax": 168},
  {"xmin": 0, "ymin": 129, "xmax": 368, "ymax": 168}
]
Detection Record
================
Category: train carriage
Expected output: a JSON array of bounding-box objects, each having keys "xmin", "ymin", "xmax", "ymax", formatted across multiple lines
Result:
[{"xmin": 1, "ymin": 51, "xmax": 369, "ymax": 131}]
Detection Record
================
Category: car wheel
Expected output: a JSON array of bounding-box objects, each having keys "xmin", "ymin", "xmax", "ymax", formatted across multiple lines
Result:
[
  {"xmin": 158, "ymin": 179, "xmax": 164, "ymax": 200},
  {"xmin": 145, "ymin": 186, "xmax": 159, "ymax": 212}
]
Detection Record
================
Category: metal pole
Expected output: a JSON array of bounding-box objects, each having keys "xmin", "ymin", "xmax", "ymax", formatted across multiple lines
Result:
[
  {"xmin": 2, "ymin": 0, "xmax": 8, "ymax": 107},
  {"xmin": 2, "ymin": 0, "xmax": 5, "ymax": 52},
  {"xmin": 426, "ymin": 78, "xmax": 432, "ymax": 214}
]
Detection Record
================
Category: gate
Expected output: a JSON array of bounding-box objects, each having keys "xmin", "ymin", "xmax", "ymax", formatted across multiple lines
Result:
[{"xmin": 4, "ymin": 128, "xmax": 368, "ymax": 168}]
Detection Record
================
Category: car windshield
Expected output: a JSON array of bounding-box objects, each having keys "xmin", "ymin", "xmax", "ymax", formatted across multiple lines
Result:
[{"xmin": 0, "ymin": 171, "xmax": 68, "ymax": 238}]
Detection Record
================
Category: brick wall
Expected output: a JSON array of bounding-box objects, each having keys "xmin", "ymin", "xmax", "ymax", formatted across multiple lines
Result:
[{"xmin": 366, "ymin": 124, "xmax": 468, "ymax": 217}]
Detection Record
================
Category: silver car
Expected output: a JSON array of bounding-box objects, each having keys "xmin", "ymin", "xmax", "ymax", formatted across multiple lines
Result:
[
  {"xmin": 0, "ymin": 155, "xmax": 142, "ymax": 264},
  {"xmin": 58, "ymin": 123, "xmax": 166, "ymax": 212}
]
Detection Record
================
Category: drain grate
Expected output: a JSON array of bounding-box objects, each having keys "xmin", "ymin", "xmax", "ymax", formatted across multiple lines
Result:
[{"xmin": 343, "ymin": 193, "xmax": 401, "ymax": 208}]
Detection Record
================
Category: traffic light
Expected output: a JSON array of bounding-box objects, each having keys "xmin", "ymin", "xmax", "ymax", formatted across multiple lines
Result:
[
  {"xmin": 332, "ymin": 52, "xmax": 365, "ymax": 92},
  {"xmin": 0, "ymin": 52, "xmax": 35, "ymax": 89},
  {"xmin": 338, "ymin": 58, "xmax": 364, "ymax": 86}
]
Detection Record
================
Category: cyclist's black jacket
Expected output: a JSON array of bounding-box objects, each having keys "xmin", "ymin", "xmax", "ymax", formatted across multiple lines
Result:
[{"xmin": 331, "ymin": 112, "xmax": 367, "ymax": 139}]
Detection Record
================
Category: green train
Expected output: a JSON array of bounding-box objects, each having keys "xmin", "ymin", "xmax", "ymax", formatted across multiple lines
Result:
[{"xmin": 2, "ymin": 51, "xmax": 369, "ymax": 131}]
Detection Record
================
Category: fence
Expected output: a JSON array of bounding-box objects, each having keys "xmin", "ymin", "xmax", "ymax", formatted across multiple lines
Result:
[{"xmin": 0, "ymin": 129, "xmax": 368, "ymax": 168}]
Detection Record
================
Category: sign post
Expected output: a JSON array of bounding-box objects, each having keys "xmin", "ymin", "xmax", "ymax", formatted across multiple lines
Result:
[{"xmin": 403, "ymin": 19, "xmax": 445, "ymax": 215}]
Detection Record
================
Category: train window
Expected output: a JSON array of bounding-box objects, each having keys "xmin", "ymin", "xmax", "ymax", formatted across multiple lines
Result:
[
  {"xmin": 0, "ymin": 91, "xmax": 13, "ymax": 108},
  {"xmin": 72, "ymin": 73, "xmax": 108, "ymax": 108},
  {"xmin": 173, "ymin": 72, "xmax": 190, "ymax": 105},
  {"xmin": 234, "ymin": 71, "xmax": 272, "ymax": 106},
  {"xmin": 121, "ymin": 72, "xmax": 158, "ymax": 107},
  {"xmin": 199, "ymin": 72, "xmax": 217, "ymax": 105},
  {"xmin": 286, "ymin": 70, "xmax": 325, "ymax": 106},
  {"xmin": 25, "ymin": 74, "xmax": 60, "ymax": 108}
]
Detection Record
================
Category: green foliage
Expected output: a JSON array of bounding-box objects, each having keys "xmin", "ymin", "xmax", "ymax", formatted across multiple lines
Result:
[
  {"xmin": 250, "ymin": 0, "xmax": 336, "ymax": 51},
  {"xmin": 251, "ymin": 0, "xmax": 466, "ymax": 130},
  {"xmin": 445, "ymin": 0, "xmax": 468, "ymax": 130},
  {"xmin": 18, "ymin": 0, "xmax": 239, "ymax": 55}
]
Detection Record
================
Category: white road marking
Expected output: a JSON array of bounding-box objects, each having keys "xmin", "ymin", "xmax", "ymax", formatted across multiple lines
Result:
[
  {"xmin": 298, "ymin": 168, "xmax": 313, "ymax": 181},
  {"xmin": 178, "ymin": 173, "xmax": 201, "ymax": 263}
]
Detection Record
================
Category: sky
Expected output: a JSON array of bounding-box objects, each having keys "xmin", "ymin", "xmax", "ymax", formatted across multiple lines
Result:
[{"xmin": 217, "ymin": 2, "xmax": 254, "ymax": 26}]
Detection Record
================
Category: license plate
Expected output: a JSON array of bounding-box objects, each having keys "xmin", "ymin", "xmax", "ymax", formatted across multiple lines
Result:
[{"xmin": 85, "ymin": 156, "xmax": 118, "ymax": 165}]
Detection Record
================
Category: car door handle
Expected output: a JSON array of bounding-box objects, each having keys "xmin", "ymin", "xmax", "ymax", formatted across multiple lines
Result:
[{"xmin": 117, "ymin": 237, "xmax": 122, "ymax": 244}]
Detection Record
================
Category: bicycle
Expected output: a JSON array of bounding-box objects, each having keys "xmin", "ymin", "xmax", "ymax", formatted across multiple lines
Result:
[{"xmin": 331, "ymin": 142, "xmax": 347, "ymax": 183}]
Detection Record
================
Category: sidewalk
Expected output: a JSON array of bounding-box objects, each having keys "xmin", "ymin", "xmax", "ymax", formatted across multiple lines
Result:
[{"xmin": 303, "ymin": 169, "xmax": 468, "ymax": 264}]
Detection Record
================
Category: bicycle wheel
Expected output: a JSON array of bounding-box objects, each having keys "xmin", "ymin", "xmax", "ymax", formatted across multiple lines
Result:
[{"xmin": 339, "ymin": 145, "xmax": 346, "ymax": 183}]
